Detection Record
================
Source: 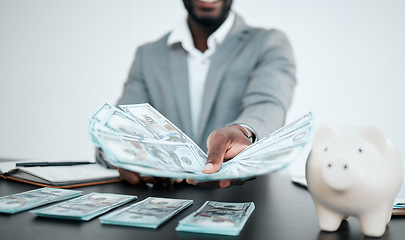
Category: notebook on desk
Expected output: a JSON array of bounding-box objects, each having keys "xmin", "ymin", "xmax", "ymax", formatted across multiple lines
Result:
[{"xmin": 0, "ymin": 159, "xmax": 120, "ymax": 188}]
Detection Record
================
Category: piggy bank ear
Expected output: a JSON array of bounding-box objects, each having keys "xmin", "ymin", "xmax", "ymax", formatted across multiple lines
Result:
[
  {"xmin": 358, "ymin": 126, "xmax": 388, "ymax": 155},
  {"xmin": 313, "ymin": 125, "xmax": 338, "ymax": 146}
]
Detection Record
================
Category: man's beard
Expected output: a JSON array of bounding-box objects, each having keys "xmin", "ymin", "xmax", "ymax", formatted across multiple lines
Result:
[{"xmin": 186, "ymin": 1, "xmax": 232, "ymax": 27}]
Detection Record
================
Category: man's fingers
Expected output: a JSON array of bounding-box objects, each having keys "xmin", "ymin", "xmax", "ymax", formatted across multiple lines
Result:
[
  {"xmin": 185, "ymin": 179, "xmax": 233, "ymax": 188},
  {"xmin": 203, "ymin": 148, "xmax": 225, "ymax": 173},
  {"xmin": 140, "ymin": 176, "xmax": 159, "ymax": 185},
  {"xmin": 118, "ymin": 168, "xmax": 184, "ymax": 186},
  {"xmin": 223, "ymin": 140, "xmax": 250, "ymax": 160},
  {"xmin": 219, "ymin": 180, "xmax": 232, "ymax": 188},
  {"xmin": 186, "ymin": 179, "xmax": 196, "ymax": 185},
  {"xmin": 118, "ymin": 168, "xmax": 143, "ymax": 186},
  {"xmin": 204, "ymin": 138, "xmax": 227, "ymax": 173},
  {"xmin": 175, "ymin": 178, "xmax": 184, "ymax": 183}
]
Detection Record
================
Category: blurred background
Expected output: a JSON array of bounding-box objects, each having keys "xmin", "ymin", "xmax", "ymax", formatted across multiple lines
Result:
[{"xmin": 1, "ymin": 0, "xmax": 404, "ymax": 173}]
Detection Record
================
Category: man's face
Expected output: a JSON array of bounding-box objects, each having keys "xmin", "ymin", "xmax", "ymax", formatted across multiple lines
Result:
[{"xmin": 183, "ymin": 0, "xmax": 233, "ymax": 27}]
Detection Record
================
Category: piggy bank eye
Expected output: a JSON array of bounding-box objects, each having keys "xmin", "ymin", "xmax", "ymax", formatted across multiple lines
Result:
[
  {"xmin": 324, "ymin": 147, "xmax": 328, "ymax": 152},
  {"xmin": 358, "ymin": 148, "xmax": 363, "ymax": 153}
]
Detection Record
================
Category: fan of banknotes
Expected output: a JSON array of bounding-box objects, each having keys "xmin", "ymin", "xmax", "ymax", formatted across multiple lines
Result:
[{"xmin": 88, "ymin": 103, "xmax": 315, "ymax": 181}]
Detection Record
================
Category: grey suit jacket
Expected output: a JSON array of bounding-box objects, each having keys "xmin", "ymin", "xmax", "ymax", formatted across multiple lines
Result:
[{"xmin": 117, "ymin": 14, "xmax": 296, "ymax": 151}]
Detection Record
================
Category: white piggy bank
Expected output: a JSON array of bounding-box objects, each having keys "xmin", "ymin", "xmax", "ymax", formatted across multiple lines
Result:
[{"xmin": 306, "ymin": 125, "xmax": 403, "ymax": 237}]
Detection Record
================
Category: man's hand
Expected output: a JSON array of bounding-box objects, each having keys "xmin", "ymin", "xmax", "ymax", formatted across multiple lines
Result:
[
  {"xmin": 204, "ymin": 125, "xmax": 253, "ymax": 173},
  {"xmin": 118, "ymin": 125, "xmax": 253, "ymax": 188},
  {"xmin": 186, "ymin": 125, "xmax": 253, "ymax": 188},
  {"xmin": 118, "ymin": 168, "xmax": 183, "ymax": 186}
]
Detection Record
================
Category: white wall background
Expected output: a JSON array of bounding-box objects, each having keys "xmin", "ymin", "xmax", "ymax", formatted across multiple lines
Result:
[{"xmin": 1, "ymin": 1, "xmax": 404, "ymax": 171}]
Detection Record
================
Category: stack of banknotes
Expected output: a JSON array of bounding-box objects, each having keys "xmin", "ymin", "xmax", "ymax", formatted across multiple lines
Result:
[
  {"xmin": 176, "ymin": 201, "xmax": 255, "ymax": 236},
  {"xmin": 100, "ymin": 197, "xmax": 193, "ymax": 228},
  {"xmin": 31, "ymin": 192, "xmax": 136, "ymax": 221},
  {"xmin": 88, "ymin": 103, "xmax": 315, "ymax": 181},
  {"xmin": 0, "ymin": 188, "xmax": 82, "ymax": 214}
]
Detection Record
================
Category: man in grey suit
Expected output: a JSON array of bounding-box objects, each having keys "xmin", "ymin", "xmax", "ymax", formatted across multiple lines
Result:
[{"xmin": 117, "ymin": 0, "xmax": 295, "ymax": 188}]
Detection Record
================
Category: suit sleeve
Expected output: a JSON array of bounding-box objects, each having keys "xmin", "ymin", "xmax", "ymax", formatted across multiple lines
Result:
[
  {"xmin": 116, "ymin": 47, "xmax": 150, "ymax": 106},
  {"xmin": 232, "ymin": 29, "xmax": 296, "ymax": 140}
]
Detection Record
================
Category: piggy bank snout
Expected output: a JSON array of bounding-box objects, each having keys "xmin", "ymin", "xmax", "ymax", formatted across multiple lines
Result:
[{"xmin": 321, "ymin": 157, "xmax": 357, "ymax": 192}]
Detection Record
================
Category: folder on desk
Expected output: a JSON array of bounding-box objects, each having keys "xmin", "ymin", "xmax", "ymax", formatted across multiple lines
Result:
[{"xmin": 0, "ymin": 160, "xmax": 120, "ymax": 188}]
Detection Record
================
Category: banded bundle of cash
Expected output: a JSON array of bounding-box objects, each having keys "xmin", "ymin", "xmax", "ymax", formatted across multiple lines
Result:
[
  {"xmin": 88, "ymin": 103, "xmax": 315, "ymax": 181},
  {"xmin": 100, "ymin": 197, "xmax": 193, "ymax": 228},
  {"xmin": 176, "ymin": 201, "xmax": 255, "ymax": 236},
  {"xmin": 0, "ymin": 187, "xmax": 82, "ymax": 214},
  {"xmin": 30, "ymin": 192, "xmax": 136, "ymax": 221},
  {"xmin": 394, "ymin": 185, "xmax": 405, "ymax": 209}
]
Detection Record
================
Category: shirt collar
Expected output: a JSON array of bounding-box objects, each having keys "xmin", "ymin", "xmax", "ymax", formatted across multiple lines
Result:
[{"xmin": 167, "ymin": 11, "xmax": 235, "ymax": 55}]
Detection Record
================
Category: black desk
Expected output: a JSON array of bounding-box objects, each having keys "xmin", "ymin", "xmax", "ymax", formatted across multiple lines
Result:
[{"xmin": 1, "ymin": 173, "xmax": 404, "ymax": 240}]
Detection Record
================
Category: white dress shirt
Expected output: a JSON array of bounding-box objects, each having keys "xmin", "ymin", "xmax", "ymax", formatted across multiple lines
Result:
[{"xmin": 167, "ymin": 12, "xmax": 235, "ymax": 140}]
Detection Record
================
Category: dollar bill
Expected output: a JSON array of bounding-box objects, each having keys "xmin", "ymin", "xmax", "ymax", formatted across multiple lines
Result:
[
  {"xmin": 90, "ymin": 103, "xmax": 113, "ymax": 122},
  {"xmin": 93, "ymin": 132, "xmax": 206, "ymax": 172},
  {"xmin": 120, "ymin": 104, "xmax": 184, "ymax": 140},
  {"xmin": 100, "ymin": 197, "xmax": 193, "ymax": 228},
  {"xmin": 31, "ymin": 192, "xmax": 137, "ymax": 221},
  {"xmin": 225, "ymin": 121, "xmax": 315, "ymax": 176},
  {"xmin": 235, "ymin": 112, "xmax": 314, "ymax": 159},
  {"xmin": 98, "ymin": 105, "xmax": 156, "ymax": 140},
  {"xmin": 0, "ymin": 188, "xmax": 82, "ymax": 214},
  {"xmin": 120, "ymin": 103, "xmax": 207, "ymax": 159},
  {"xmin": 176, "ymin": 201, "xmax": 255, "ymax": 236},
  {"xmin": 88, "ymin": 103, "xmax": 155, "ymax": 148}
]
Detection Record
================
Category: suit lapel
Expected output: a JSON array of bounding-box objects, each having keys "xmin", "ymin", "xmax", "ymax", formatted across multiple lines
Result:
[
  {"xmin": 198, "ymin": 16, "xmax": 251, "ymax": 142},
  {"xmin": 168, "ymin": 44, "xmax": 192, "ymax": 136}
]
